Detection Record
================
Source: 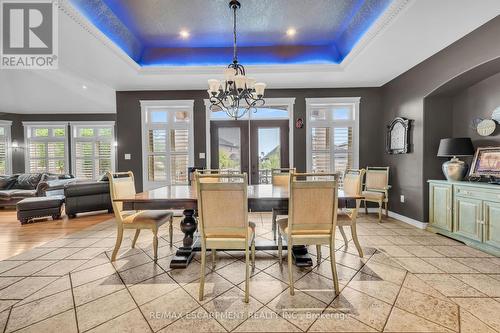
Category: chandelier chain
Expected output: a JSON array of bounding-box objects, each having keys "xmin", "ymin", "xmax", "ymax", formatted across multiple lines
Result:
[{"xmin": 233, "ymin": 3, "xmax": 238, "ymax": 63}]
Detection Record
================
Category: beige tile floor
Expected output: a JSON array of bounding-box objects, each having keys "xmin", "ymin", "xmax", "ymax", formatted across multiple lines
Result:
[{"xmin": 0, "ymin": 212, "xmax": 499, "ymax": 332}]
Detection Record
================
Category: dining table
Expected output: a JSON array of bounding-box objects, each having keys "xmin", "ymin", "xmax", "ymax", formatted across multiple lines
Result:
[{"xmin": 114, "ymin": 184, "xmax": 363, "ymax": 269}]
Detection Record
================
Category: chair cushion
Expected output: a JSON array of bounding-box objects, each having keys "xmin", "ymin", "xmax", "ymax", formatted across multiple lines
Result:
[
  {"xmin": 336, "ymin": 212, "xmax": 354, "ymax": 226},
  {"xmin": 362, "ymin": 190, "xmax": 385, "ymax": 200},
  {"xmin": 276, "ymin": 218, "xmax": 331, "ymax": 235},
  {"xmin": 124, "ymin": 210, "xmax": 173, "ymax": 227}
]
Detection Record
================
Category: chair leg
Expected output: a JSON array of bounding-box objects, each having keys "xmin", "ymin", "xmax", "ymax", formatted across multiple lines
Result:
[
  {"xmin": 278, "ymin": 229, "xmax": 283, "ymax": 265},
  {"xmin": 378, "ymin": 201, "xmax": 383, "ymax": 223},
  {"xmin": 329, "ymin": 238, "xmax": 340, "ymax": 295},
  {"xmin": 199, "ymin": 244, "xmax": 206, "ymax": 301},
  {"xmin": 351, "ymin": 224, "xmax": 364, "ymax": 258},
  {"xmin": 169, "ymin": 215, "xmax": 173, "ymax": 247},
  {"xmin": 272, "ymin": 209, "xmax": 277, "ymax": 241},
  {"xmin": 385, "ymin": 201, "xmax": 389, "ymax": 217},
  {"xmin": 131, "ymin": 229, "xmax": 140, "ymax": 248},
  {"xmin": 111, "ymin": 226, "xmax": 123, "ymax": 262},
  {"xmin": 211, "ymin": 249, "xmax": 216, "ymax": 270},
  {"xmin": 288, "ymin": 239, "xmax": 294, "ymax": 296},
  {"xmin": 251, "ymin": 238, "xmax": 256, "ymax": 269},
  {"xmin": 152, "ymin": 229, "xmax": 159, "ymax": 261},
  {"xmin": 316, "ymin": 244, "xmax": 322, "ymax": 264},
  {"xmin": 244, "ymin": 246, "xmax": 250, "ymax": 303},
  {"xmin": 338, "ymin": 226, "xmax": 348, "ymax": 249},
  {"xmin": 364, "ymin": 200, "xmax": 368, "ymax": 215}
]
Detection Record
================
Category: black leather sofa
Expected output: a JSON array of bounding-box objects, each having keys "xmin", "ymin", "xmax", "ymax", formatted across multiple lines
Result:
[
  {"xmin": 0, "ymin": 173, "xmax": 74, "ymax": 207},
  {"xmin": 64, "ymin": 181, "xmax": 113, "ymax": 218}
]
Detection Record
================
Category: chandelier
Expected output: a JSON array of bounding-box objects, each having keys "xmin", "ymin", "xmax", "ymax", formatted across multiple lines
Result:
[{"xmin": 207, "ymin": 0, "xmax": 266, "ymax": 120}]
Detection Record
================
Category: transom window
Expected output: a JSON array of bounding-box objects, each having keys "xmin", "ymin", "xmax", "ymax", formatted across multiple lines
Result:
[
  {"xmin": 23, "ymin": 122, "xmax": 69, "ymax": 174},
  {"xmin": 306, "ymin": 98, "xmax": 360, "ymax": 177},
  {"xmin": 71, "ymin": 122, "xmax": 116, "ymax": 180},
  {"xmin": 0, "ymin": 121, "xmax": 12, "ymax": 175},
  {"xmin": 141, "ymin": 100, "xmax": 194, "ymax": 190}
]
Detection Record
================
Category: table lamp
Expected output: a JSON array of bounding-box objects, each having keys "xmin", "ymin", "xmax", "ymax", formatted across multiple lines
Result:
[{"xmin": 437, "ymin": 138, "xmax": 474, "ymax": 181}]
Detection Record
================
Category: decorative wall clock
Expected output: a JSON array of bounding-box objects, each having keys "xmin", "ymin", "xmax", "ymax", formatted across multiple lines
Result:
[{"xmin": 386, "ymin": 117, "xmax": 410, "ymax": 154}]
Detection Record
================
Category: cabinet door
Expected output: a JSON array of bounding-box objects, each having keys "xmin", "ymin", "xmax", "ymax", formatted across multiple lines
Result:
[
  {"xmin": 429, "ymin": 183, "xmax": 452, "ymax": 231},
  {"xmin": 454, "ymin": 197, "xmax": 482, "ymax": 242},
  {"xmin": 484, "ymin": 201, "xmax": 500, "ymax": 248}
]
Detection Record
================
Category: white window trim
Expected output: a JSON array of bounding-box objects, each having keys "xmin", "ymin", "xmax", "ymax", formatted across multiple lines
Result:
[
  {"xmin": 0, "ymin": 120, "xmax": 12, "ymax": 175},
  {"xmin": 305, "ymin": 97, "xmax": 360, "ymax": 172},
  {"xmin": 70, "ymin": 121, "xmax": 116, "ymax": 180},
  {"xmin": 140, "ymin": 100, "xmax": 195, "ymax": 190},
  {"xmin": 204, "ymin": 97, "xmax": 296, "ymax": 171},
  {"xmin": 23, "ymin": 122, "xmax": 70, "ymax": 174}
]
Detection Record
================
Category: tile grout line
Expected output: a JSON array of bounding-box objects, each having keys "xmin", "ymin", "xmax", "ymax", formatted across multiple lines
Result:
[
  {"xmin": 68, "ymin": 273, "xmax": 81, "ymax": 333},
  {"xmin": 2, "ymin": 306, "xmax": 13, "ymax": 333}
]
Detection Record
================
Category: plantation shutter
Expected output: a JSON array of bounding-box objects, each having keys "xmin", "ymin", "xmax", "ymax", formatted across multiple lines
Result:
[{"xmin": 72, "ymin": 124, "xmax": 115, "ymax": 180}]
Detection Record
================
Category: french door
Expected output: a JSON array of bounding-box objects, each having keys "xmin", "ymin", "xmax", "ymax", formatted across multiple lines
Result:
[{"xmin": 210, "ymin": 120, "xmax": 289, "ymax": 184}]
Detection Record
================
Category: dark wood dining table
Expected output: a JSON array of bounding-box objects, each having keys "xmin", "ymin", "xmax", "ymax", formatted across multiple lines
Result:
[{"xmin": 114, "ymin": 184, "xmax": 362, "ymax": 269}]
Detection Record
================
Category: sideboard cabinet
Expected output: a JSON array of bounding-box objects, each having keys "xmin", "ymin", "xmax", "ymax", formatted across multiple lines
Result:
[{"xmin": 428, "ymin": 180, "xmax": 500, "ymax": 256}]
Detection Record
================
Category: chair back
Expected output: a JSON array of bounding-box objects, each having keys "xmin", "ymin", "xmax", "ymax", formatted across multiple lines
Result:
[
  {"xmin": 365, "ymin": 167, "xmax": 389, "ymax": 192},
  {"xmin": 271, "ymin": 168, "xmax": 295, "ymax": 187},
  {"xmin": 343, "ymin": 169, "xmax": 365, "ymax": 196},
  {"xmin": 196, "ymin": 173, "xmax": 248, "ymax": 239},
  {"xmin": 288, "ymin": 172, "xmax": 338, "ymax": 235},
  {"xmin": 106, "ymin": 171, "xmax": 136, "ymax": 223}
]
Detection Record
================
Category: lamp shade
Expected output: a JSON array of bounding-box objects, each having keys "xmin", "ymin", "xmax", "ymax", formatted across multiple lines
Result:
[{"xmin": 437, "ymin": 138, "xmax": 474, "ymax": 157}]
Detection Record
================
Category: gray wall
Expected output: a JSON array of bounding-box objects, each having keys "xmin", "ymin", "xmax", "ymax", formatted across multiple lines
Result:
[
  {"xmin": 0, "ymin": 112, "xmax": 116, "ymax": 174},
  {"xmin": 381, "ymin": 16, "xmax": 500, "ymax": 222},
  {"xmin": 116, "ymin": 88, "xmax": 383, "ymax": 191},
  {"xmin": 452, "ymin": 71, "xmax": 500, "ymax": 146}
]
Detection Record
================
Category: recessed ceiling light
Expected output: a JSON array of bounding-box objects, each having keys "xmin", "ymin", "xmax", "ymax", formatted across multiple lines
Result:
[
  {"xmin": 82, "ymin": 85, "xmax": 88, "ymax": 90},
  {"xmin": 179, "ymin": 30, "xmax": 190, "ymax": 39},
  {"xmin": 286, "ymin": 28, "xmax": 296, "ymax": 37}
]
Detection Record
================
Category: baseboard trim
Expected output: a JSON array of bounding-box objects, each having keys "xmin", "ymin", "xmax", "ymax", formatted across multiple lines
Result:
[{"xmin": 366, "ymin": 208, "xmax": 428, "ymax": 229}]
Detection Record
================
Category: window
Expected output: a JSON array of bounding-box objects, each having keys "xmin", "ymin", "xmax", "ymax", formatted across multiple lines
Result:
[
  {"xmin": 141, "ymin": 100, "xmax": 194, "ymax": 190},
  {"xmin": 0, "ymin": 121, "xmax": 12, "ymax": 175},
  {"xmin": 306, "ymin": 98, "xmax": 359, "ymax": 177},
  {"xmin": 71, "ymin": 122, "xmax": 116, "ymax": 180},
  {"xmin": 24, "ymin": 122, "xmax": 69, "ymax": 174}
]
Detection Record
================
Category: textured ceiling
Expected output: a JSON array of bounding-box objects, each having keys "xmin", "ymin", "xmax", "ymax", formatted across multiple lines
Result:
[{"xmin": 69, "ymin": 0, "xmax": 392, "ymax": 66}]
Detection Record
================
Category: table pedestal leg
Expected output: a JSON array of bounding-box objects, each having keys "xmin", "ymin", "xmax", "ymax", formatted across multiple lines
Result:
[
  {"xmin": 292, "ymin": 245, "xmax": 313, "ymax": 267},
  {"xmin": 170, "ymin": 209, "xmax": 197, "ymax": 268}
]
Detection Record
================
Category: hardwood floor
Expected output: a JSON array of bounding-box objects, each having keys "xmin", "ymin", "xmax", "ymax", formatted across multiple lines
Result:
[{"xmin": 0, "ymin": 207, "xmax": 113, "ymax": 260}]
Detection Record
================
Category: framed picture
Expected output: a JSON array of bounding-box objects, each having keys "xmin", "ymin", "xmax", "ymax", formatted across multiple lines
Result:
[
  {"xmin": 386, "ymin": 117, "xmax": 410, "ymax": 154},
  {"xmin": 469, "ymin": 146, "xmax": 500, "ymax": 177}
]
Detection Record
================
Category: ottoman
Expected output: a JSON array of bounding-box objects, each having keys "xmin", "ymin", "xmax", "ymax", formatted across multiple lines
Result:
[{"xmin": 17, "ymin": 195, "xmax": 65, "ymax": 224}]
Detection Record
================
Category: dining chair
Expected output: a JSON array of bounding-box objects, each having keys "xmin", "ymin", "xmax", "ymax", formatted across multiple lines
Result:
[
  {"xmin": 196, "ymin": 173, "xmax": 255, "ymax": 303},
  {"xmin": 277, "ymin": 172, "xmax": 339, "ymax": 296},
  {"xmin": 337, "ymin": 169, "xmax": 365, "ymax": 257},
  {"xmin": 106, "ymin": 171, "xmax": 173, "ymax": 262},
  {"xmin": 361, "ymin": 167, "xmax": 391, "ymax": 222},
  {"xmin": 271, "ymin": 168, "xmax": 295, "ymax": 241}
]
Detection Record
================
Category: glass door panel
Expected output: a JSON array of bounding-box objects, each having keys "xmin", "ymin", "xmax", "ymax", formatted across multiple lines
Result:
[
  {"xmin": 257, "ymin": 127, "xmax": 281, "ymax": 184},
  {"xmin": 250, "ymin": 120, "xmax": 289, "ymax": 184},
  {"xmin": 218, "ymin": 127, "xmax": 242, "ymax": 171},
  {"xmin": 210, "ymin": 121, "xmax": 249, "ymax": 176}
]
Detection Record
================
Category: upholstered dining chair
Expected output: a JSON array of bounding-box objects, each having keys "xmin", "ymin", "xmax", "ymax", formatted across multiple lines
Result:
[
  {"xmin": 196, "ymin": 173, "xmax": 255, "ymax": 303},
  {"xmin": 362, "ymin": 167, "xmax": 390, "ymax": 222},
  {"xmin": 277, "ymin": 172, "xmax": 339, "ymax": 296},
  {"xmin": 337, "ymin": 169, "xmax": 365, "ymax": 257},
  {"xmin": 271, "ymin": 168, "xmax": 296, "ymax": 241},
  {"xmin": 106, "ymin": 171, "xmax": 173, "ymax": 262}
]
